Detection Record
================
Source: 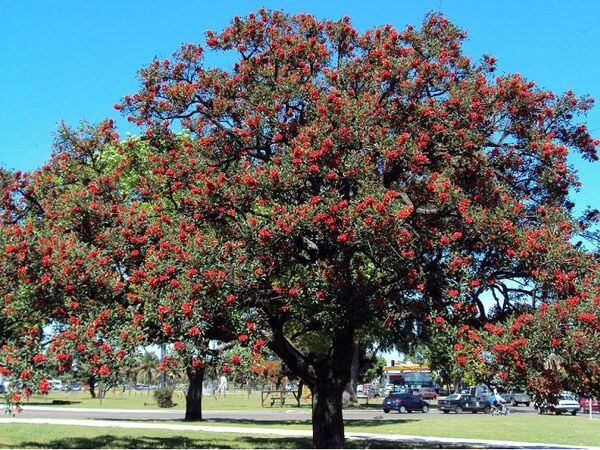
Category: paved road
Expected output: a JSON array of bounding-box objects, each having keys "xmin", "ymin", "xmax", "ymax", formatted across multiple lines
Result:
[{"xmin": 16, "ymin": 404, "xmax": 543, "ymax": 422}]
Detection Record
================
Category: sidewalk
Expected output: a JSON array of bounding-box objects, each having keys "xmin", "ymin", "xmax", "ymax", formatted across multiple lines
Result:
[{"xmin": 0, "ymin": 417, "xmax": 596, "ymax": 449}]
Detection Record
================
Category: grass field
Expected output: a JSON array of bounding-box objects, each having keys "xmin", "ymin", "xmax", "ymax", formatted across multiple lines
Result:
[
  {"xmin": 177, "ymin": 415, "xmax": 600, "ymax": 447},
  {"xmin": 22, "ymin": 390, "xmax": 320, "ymax": 410},
  {"xmin": 15, "ymin": 391, "xmax": 600, "ymax": 447},
  {"xmin": 23, "ymin": 389, "xmax": 383, "ymax": 410},
  {"xmin": 0, "ymin": 424, "xmax": 311, "ymax": 449},
  {"xmin": 0, "ymin": 424, "xmax": 414, "ymax": 449},
  {"xmin": 2, "ymin": 415, "xmax": 598, "ymax": 447}
]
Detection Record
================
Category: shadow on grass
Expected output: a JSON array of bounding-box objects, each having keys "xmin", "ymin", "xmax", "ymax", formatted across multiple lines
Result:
[
  {"xmin": 14, "ymin": 435, "xmax": 305, "ymax": 449},
  {"xmin": 194, "ymin": 418, "xmax": 420, "ymax": 428},
  {"xmin": 22, "ymin": 400, "xmax": 83, "ymax": 406},
  {"xmin": 96, "ymin": 417, "xmax": 420, "ymax": 428},
  {"xmin": 12, "ymin": 434, "xmax": 422, "ymax": 449},
  {"xmin": 13, "ymin": 434, "xmax": 556, "ymax": 449}
]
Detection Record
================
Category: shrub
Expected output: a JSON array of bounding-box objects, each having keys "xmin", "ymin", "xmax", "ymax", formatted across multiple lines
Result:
[{"xmin": 153, "ymin": 386, "xmax": 175, "ymax": 408}]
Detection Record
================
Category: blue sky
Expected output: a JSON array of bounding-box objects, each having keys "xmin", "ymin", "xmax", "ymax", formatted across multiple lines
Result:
[{"xmin": 1, "ymin": 0, "xmax": 598, "ymax": 215}]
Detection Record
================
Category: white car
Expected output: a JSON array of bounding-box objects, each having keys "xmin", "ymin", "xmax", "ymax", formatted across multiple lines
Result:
[{"xmin": 538, "ymin": 394, "xmax": 580, "ymax": 415}]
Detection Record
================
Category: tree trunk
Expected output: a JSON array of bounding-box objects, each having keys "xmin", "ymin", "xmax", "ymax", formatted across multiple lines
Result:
[
  {"xmin": 297, "ymin": 381, "xmax": 304, "ymax": 407},
  {"xmin": 266, "ymin": 316, "xmax": 354, "ymax": 448},
  {"xmin": 88, "ymin": 375, "xmax": 96, "ymax": 399},
  {"xmin": 343, "ymin": 341, "xmax": 360, "ymax": 407},
  {"xmin": 312, "ymin": 381, "xmax": 345, "ymax": 449},
  {"xmin": 185, "ymin": 365, "xmax": 204, "ymax": 421}
]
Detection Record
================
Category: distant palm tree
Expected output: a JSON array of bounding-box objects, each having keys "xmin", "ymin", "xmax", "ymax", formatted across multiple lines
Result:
[{"xmin": 134, "ymin": 351, "xmax": 160, "ymax": 390}]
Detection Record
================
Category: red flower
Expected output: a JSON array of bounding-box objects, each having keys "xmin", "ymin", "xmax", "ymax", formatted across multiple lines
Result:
[
  {"xmin": 440, "ymin": 236, "xmax": 451, "ymax": 246},
  {"xmin": 577, "ymin": 313, "xmax": 596, "ymax": 324},
  {"xmin": 32, "ymin": 354, "xmax": 47, "ymax": 365},
  {"xmin": 231, "ymin": 355, "xmax": 241, "ymax": 365},
  {"xmin": 188, "ymin": 326, "xmax": 200, "ymax": 337},
  {"xmin": 98, "ymin": 365, "xmax": 110, "ymax": 376},
  {"xmin": 448, "ymin": 289, "xmax": 459, "ymax": 298},
  {"xmin": 39, "ymin": 379, "xmax": 50, "ymax": 394},
  {"xmin": 174, "ymin": 341, "xmax": 185, "ymax": 351},
  {"xmin": 336, "ymin": 233, "xmax": 351, "ymax": 244}
]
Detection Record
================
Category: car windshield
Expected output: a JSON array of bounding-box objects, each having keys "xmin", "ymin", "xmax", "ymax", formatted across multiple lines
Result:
[
  {"xmin": 446, "ymin": 394, "xmax": 460, "ymax": 400},
  {"xmin": 561, "ymin": 395, "xmax": 575, "ymax": 401}
]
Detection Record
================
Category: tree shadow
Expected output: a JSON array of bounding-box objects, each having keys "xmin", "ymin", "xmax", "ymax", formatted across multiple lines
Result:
[
  {"xmin": 12, "ymin": 433, "xmax": 554, "ymax": 449},
  {"xmin": 154, "ymin": 417, "xmax": 420, "ymax": 428},
  {"xmin": 22, "ymin": 400, "xmax": 82, "ymax": 406},
  {"xmin": 10, "ymin": 434, "xmax": 488, "ymax": 449},
  {"xmin": 13, "ymin": 434, "xmax": 310, "ymax": 449}
]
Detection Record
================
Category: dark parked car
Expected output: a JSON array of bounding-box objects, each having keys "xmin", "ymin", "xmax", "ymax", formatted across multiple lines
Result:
[
  {"xmin": 415, "ymin": 387, "xmax": 438, "ymax": 400},
  {"xmin": 503, "ymin": 391, "xmax": 531, "ymax": 406},
  {"xmin": 438, "ymin": 394, "xmax": 491, "ymax": 414},
  {"xmin": 383, "ymin": 393, "xmax": 430, "ymax": 414}
]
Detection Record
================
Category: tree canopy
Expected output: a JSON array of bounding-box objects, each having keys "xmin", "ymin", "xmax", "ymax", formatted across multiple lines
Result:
[{"xmin": 1, "ymin": 10, "xmax": 598, "ymax": 448}]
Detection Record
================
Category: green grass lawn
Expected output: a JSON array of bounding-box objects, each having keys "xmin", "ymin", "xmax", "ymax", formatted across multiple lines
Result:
[
  {"xmin": 171, "ymin": 415, "xmax": 599, "ymax": 447},
  {"xmin": 23, "ymin": 390, "xmax": 383, "ymax": 410},
  {"xmin": 17, "ymin": 392, "xmax": 600, "ymax": 447},
  {"xmin": 23, "ymin": 390, "xmax": 313, "ymax": 410},
  {"xmin": 0, "ymin": 424, "xmax": 416, "ymax": 449},
  {"xmin": 1, "ymin": 415, "xmax": 598, "ymax": 448},
  {"xmin": 0, "ymin": 424, "xmax": 309, "ymax": 449},
  {"xmin": 347, "ymin": 414, "xmax": 599, "ymax": 446}
]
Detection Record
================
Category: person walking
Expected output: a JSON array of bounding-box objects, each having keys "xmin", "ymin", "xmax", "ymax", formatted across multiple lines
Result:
[{"xmin": 215, "ymin": 373, "xmax": 228, "ymax": 399}]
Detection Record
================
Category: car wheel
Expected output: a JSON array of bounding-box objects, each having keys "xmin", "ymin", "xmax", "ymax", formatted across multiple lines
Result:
[
  {"xmin": 571, "ymin": 410, "xmax": 577, "ymax": 416},
  {"xmin": 471, "ymin": 410, "xmax": 477, "ymax": 414},
  {"xmin": 399, "ymin": 406, "xmax": 407, "ymax": 414},
  {"xmin": 555, "ymin": 410, "xmax": 562, "ymax": 415},
  {"xmin": 383, "ymin": 408, "xmax": 390, "ymax": 413},
  {"xmin": 525, "ymin": 402, "xmax": 530, "ymax": 407},
  {"xmin": 483, "ymin": 406, "xmax": 491, "ymax": 415},
  {"xmin": 443, "ymin": 410, "xmax": 450, "ymax": 414},
  {"xmin": 455, "ymin": 406, "xmax": 463, "ymax": 414},
  {"xmin": 422, "ymin": 405, "xmax": 429, "ymax": 413},
  {"xmin": 511, "ymin": 400, "xmax": 517, "ymax": 406}
]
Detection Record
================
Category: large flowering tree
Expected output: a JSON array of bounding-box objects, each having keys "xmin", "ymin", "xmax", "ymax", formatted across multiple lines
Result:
[{"xmin": 113, "ymin": 10, "xmax": 597, "ymax": 447}]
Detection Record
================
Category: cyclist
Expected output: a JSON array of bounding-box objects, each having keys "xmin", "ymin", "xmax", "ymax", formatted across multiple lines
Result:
[
  {"xmin": 489, "ymin": 389, "xmax": 508, "ymax": 415},
  {"xmin": 488, "ymin": 392, "xmax": 497, "ymax": 408}
]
